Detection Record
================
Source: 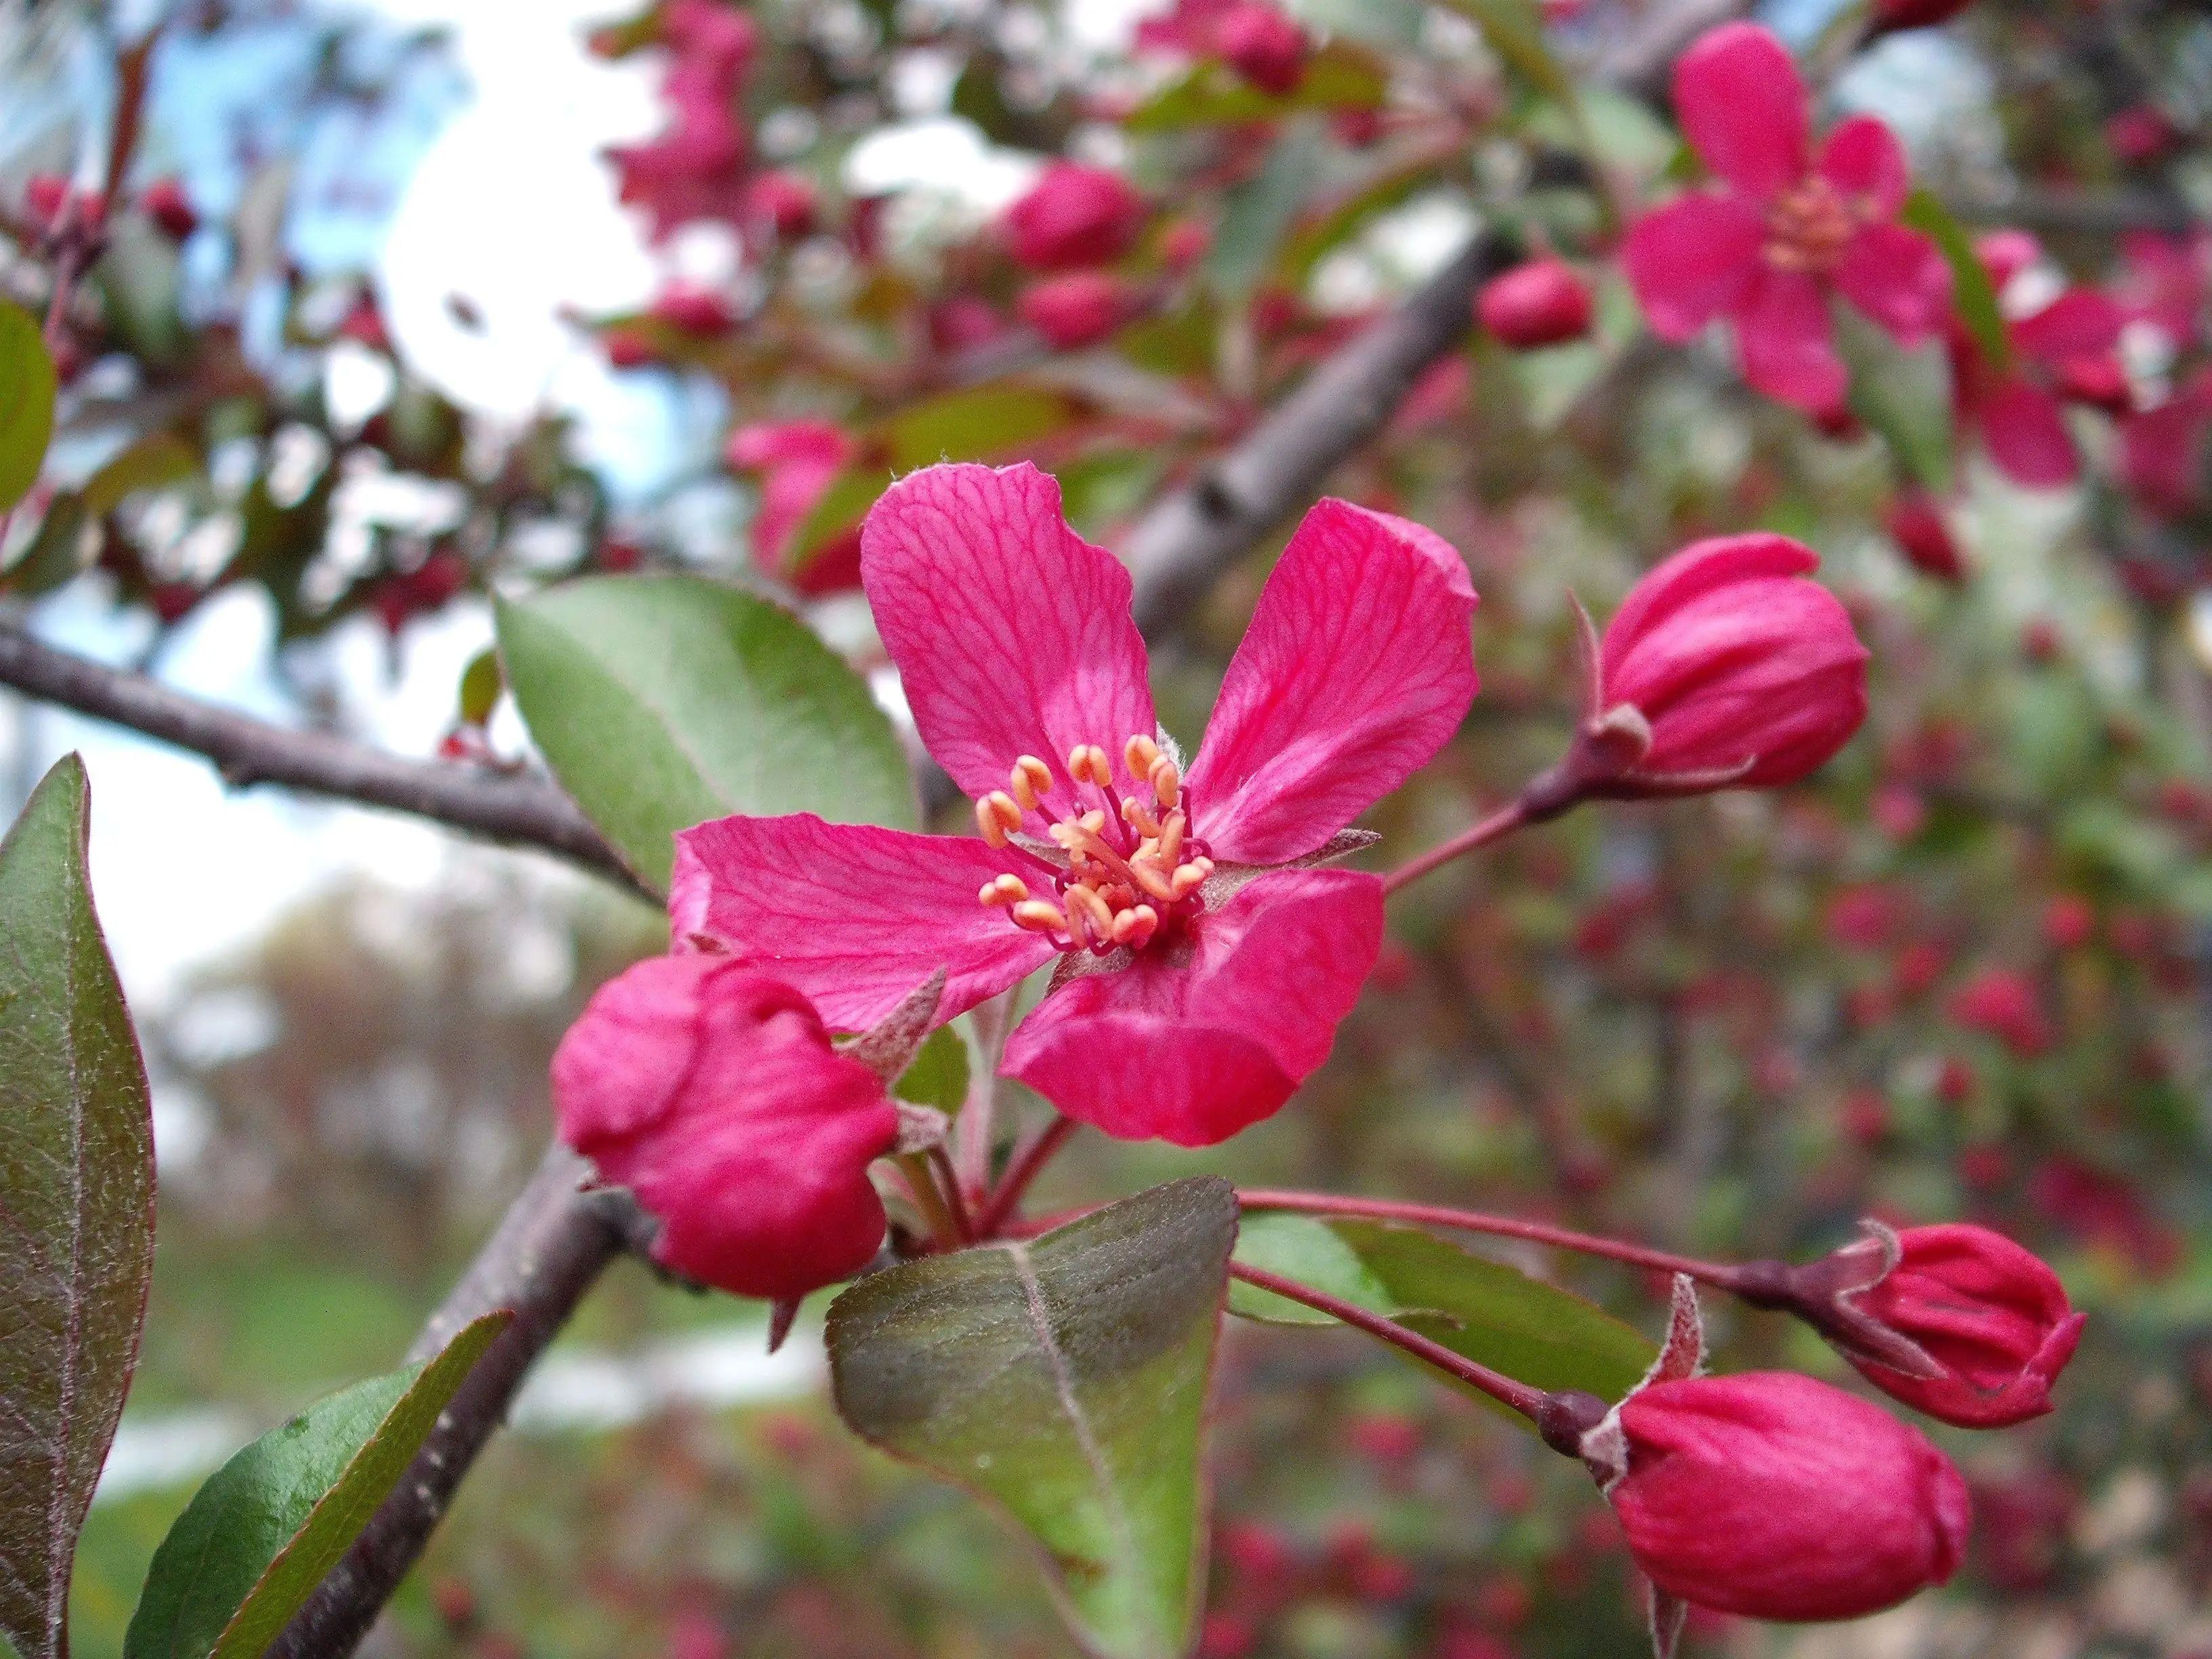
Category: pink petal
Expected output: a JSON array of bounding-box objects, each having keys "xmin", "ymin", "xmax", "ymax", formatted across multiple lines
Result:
[
  {"xmin": 2123, "ymin": 396, "xmax": 2211, "ymax": 517},
  {"xmin": 670, "ymin": 813, "xmax": 1057, "ymax": 1030},
  {"xmin": 2010, "ymin": 289, "xmax": 2128, "ymax": 365},
  {"xmin": 1816, "ymin": 115, "xmax": 1910, "ymax": 220},
  {"xmin": 552, "ymin": 956, "xmax": 899, "ymax": 1300},
  {"xmin": 1980, "ymin": 379, "xmax": 2079, "ymax": 488},
  {"xmin": 859, "ymin": 463, "xmax": 1158, "ymax": 824},
  {"xmin": 1624, "ymin": 194, "xmax": 1766, "ymax": 342},
  {"xmin": 1837, "ymin": 222, "xmax": 1953, "ymax": 345},
  {"xmin": 1184, "ymin": 499, "xmax": 1479, "ymax": 865},
  {"xmin": 1734, "ymin": 269, "xmax": 1848, "ymax": 413},
  {"xmin": 1002, "ymin": 868, "xmax": 1383, "ymax": 1146},
  {"xmin": 1673, "ymin": 23, "xmax": 1809, "ymax": 201}
]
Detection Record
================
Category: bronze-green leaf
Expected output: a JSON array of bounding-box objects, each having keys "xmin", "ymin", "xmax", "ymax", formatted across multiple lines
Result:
[
  {"xmin": 0, "ymin": 299, "xmax": 58, "ymax": 514},
  {"xmin": 828, "ymin": 1178, "xmax": 1237, "ymax": 1659},
  {"xmin": 0, "ymin": 756, "xmax": 156, "ymax": 1659}
]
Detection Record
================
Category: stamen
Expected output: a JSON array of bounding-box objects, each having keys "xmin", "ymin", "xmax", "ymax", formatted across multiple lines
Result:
[
  {"xmin": 1157, "ymin": 809, "xmax": 1185, "ymax": 869},
  {"xmin": 1121, "ymin": 796, "xmax": 1161, "ymax": 838},
  {"xmin": 1149, "ymin": 755, "xmax": 1181, "ymax": 809},
  {"xmin": 1124, "ymin": 734, "xmax": 1162, "ymax": 779},
  {"xmin": 1012, "ymin": 899, "xmax": 1069, "ymax": 935},
  {"xmin": 979, "ymin": 874, "xmax": 1029, "ymax": 907},
  {"xmin": 1112, "ymin": 904, "xmax": 1160, "ymax": 948},
  {"xmin": 1169, "ymin": 857, "xmax": 1214, "ymax": 901},
  {"xmin": 1010, "ymin": 754, "xmax": 1052, "ymax": 811},
  {"xmin": 975, "ymin": 791, "xmax": 1023, "ymax": 848},
  {"xmin": 1068, "ymin": 744, "xmax": 1111, "ymax": 787},
  {"xmin": 1067, "ymin": 884, "xmax": 1115, "ymax": 941}
]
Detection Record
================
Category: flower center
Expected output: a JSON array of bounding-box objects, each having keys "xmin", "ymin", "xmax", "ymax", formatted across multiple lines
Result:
[
  {"xmin": 1763, "ymin": 178, "xmax": 1858, "ymax": 276},
  {"xmin": 972, "ymin": 734, "xmax": 1214, "ymax": 956}
]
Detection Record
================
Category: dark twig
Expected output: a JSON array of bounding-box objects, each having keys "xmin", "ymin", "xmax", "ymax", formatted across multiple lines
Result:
[
  {"xmin": 268, "ymin": 1145, "xmax": 636, "ymax": 1659},
  {"xmin": 0, "ymin": 624, "xmax": 653, "ymax": 899},
  {"xmin": 1947, "ymin": 185, "xmax": 2200, "ymax": 238}
]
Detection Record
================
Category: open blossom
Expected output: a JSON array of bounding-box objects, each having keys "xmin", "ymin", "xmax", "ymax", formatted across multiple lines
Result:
[
  {"xmin": 1584, "ymin": 534, "xmax": 1868, "ymax": 795},
  {"xmin": 1003, "ymin": 161, "xmax": 1147, "ymax": 272},
  {"xmin": 1624, "ymin": 24, "xmax": 1951, "ymax": 415},
  {"xmin": 672, "ymin": 462, "xmax": 1479, "ymax": 1144},
  {"xmin": 726, "ymin": 419, "xmax": 862, "ymax": 594},
  {"xmin": 1843, "ymin": 1225, "xmax": 2085, "ymax": 1427},
  {"xmin": 605, "ymin": 0, "xmax": 758, "ymax": 241},
  {"xmin": 1603, "ymin": 1372, "xmax": 1971, "ymax": 1621},
  {"xmin": 551, "ymin": 955, "xmax": 899, "ymax": 1300}
]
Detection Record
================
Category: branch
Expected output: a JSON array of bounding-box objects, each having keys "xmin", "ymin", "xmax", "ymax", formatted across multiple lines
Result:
[
  {"xmin": 266, "ymin": 1145, "xmax": 638, "ymax": 1659},
  {"xmin": 1120, "ymin": 0, "xmax": 1755, "ymax": 636},
  {"xmin": 1948, "ymin": 184, "xmax": 2198, "ymax": 237},
  {"xmin": 0, "ymin": 623, "xmax": 653, "ymax": 899}
]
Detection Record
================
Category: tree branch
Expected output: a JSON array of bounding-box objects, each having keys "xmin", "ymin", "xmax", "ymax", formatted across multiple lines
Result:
[
  {"xmin": 0, "ymin": 623, "xmax": 653, "ymax": 900},
  {"xmin": 1948, "ymin": 184, "xmax": 2198, "ymax": 237},
  {"xmin": 267, "ymin": 1145, "xmax": 636, "ymax": 1659}
]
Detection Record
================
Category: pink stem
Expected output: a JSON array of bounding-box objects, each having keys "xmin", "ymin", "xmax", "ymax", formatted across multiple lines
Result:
[
  {"xmin": 1235, "ymin": 1189, "xmax": 1748, "ymax": 1290},
  {"xmin": 1380, "ymin": 799, "xmax": 1530, "ymax": 895},
  {"xmin": 1228, "ymin": 1261, "xmax": 1544, "ymax": 1418},
  {"xmin": 972, "ymin": 1115, "xmax": 1080, "ymax": 1239}
]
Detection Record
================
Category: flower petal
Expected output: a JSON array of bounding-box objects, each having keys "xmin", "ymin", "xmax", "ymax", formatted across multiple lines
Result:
[
  {"xmin": 1837, "ymin": 222, "xmax": 1953, "ymax": 344},
  {"xmin": 1002, "ymin": 868, "xmax": 1383, "ymax": 1145},
  {"xmin": 1980, "ymin": 379, "xmax": 2079, "ymax": 488},
  {"xmin": 1184, "ymin": 500, "xmax": 1478, "ymax": 865},
  {"xmin": 1673, "ymin": 22, "xmax": 1809, "ymax": 201},
  {"xmin": 1624, "ymin": 194, "xmax": 1765, "ymax": 342},
  {"xmin": 1735, "ymin": 269, "xmax": 1848, "ymax": 413},
  {"xmin": 671, "ymin": 813, "xmax": 1057, "ymax": 1029},
  {"xmin": 1816, "ymin": 115, "xmax": 1910, "ymax": 219},
  {"xmin": 860, "ymin": 462, "xmax": 1158, "ymax": 823},
  {"xmin": 2010, "ymin": 289, "xmax": 2128, "ymax": 365}
]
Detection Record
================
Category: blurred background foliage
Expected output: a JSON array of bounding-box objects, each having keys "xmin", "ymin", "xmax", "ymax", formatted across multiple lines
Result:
[{"xmin": 5, "ymin": 0, "xmax": 2212, "ymax": 1652}]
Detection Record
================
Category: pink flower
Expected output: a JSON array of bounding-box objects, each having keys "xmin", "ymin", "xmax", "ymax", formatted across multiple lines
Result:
[
  {"xmin": 1947, "ymin": 968, "xmax": 2052, "ymax": 1058},
  {"xmin": 1002, "ymin": 161, "xmax": 1147, "ymax": 272},
  {"xmin": 605, "ymin": 1, "xmax": 758, "ymax": 241},
  {"xmin": 1842, "ymin": 1225, "xmax": 2085, "ymax": 1427},
  {"xmin": 1019, "ymin": 271, "xmax": 1139, "ymax": 348},
  {"xmin": 2123, "ymin": 368, "xmax": 2212, "ymax": 518},
  {"xmin": 1603, "ymin": 1372, "xmax": 1971, "ymax": 1621},
  {"xmin": 726, "ymin": 419, "xmax": 862, "ymax": 594},
  {"xmin": 1477, "ymin": 258, "xmax": 1594, "ymax": 348},
  {"xmin": 551, "ymin": 955, "xmax": 899, "ymax": 1300},
  {"xmin": 1951, "ymin": 239, "xmax": 2131, "ymax": 488},
  {"xmin": 671, "ymin": 462, "xmax": 1479, "ymax": 1145},
  {"xmin": 1138, "ymin": 0, "xmax": 1309, "ymax": 92},
  {"xmin": 1589, "ymin": 534, "xmax": 1869, "ymax": 793},
  {"xmin": 1885, "ymin": 488, "xmax": 1965, "ymax": 581},
  {"xmin": 1623, "ymin": 24, "xmax": 1951, "ymax": 414},
  {"xmin": 2116, "ymin": 230, "xmax": 2209, "ymax": 346}
]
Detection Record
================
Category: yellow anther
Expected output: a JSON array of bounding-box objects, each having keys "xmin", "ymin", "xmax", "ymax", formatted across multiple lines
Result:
[
  {"xmin": 1120, "ymin": 796, "xmax": 1160, "ymax": 838},
  {"xmin": 975, "ymin": 791, "xmax": 1023, "ymax": 848},
  {"xmin": 1012, "ymin": 899, "xmax": 1069, "ymax": 935},
  {"xmin": 1169, "ymin": 857, "xmax": 1213, "ymax": 901},
  {"xmin": 1112, "ymin": 904, "xmax": 1160, "ymax": 948},
  {"xmin": 1157, "ymin": 809, "xmax": 1185, "ymax": 869},
  {"xmin": 1078, "ymin": 808, "xmax": 1107, "ymax": 834},
  {"xmin": 1069, "ymin": 743, "xmax": 1111, "ymax": 787},
  {"xmin": 1010, "ymin": 754, "xmax": 1052, "ymax": 811},
  {"xmin": 1124, "ymin": 734, "xmax": 1162, "ymax": 779},
  {"xmin": 1149, "ymin": 755, "xmax": 1181, "ymax": 809},
  {"xmin": 1067, "ymin": 884, "xmax": 1115, "ymax": 939},
  {"xmin": 979, "ymin": 874, "xmax": 1029, "ymax": 907}
]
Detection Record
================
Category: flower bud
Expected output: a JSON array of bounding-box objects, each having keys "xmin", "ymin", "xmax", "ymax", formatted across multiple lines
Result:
[
  {"xmin": 1870, "ymin": 0, "xmax": 1973, "ymax": 33},
  {"xmin": 139, "ymin": 176, "xmax": 199, "ymax": 241},
  {"xmin": 1596, "ymin": 534, "xmax": 1868, "ymax": 791},
  {"xmin": 551, "ymin": 956, "xmax": 900, "ymax": 1300},
  {"xmin": 1602, "ymin": 1372, "xmax": 1971, "ymax": 1621},
  {"xmin": 1216, "ymin": 3, "xmax": 1308, "ymax": 94},
  {"xmin": 1947, "ymin": 968, "xmax": 2052, "ymax": 1058},
  {"xmin": 1002, "ymin": 161, "xmax": 1147, "ymax": 272},
  {"xmin": 1885, "ymin": 489, "xmax": 1965, "ymax": 582},
  {"xmin": 653, "ymin": 284, "xmax": 736, "ymax": 335},
  {"xmin": 1019, "ymin": 271, "xmax": 1137, "ymax": 348},
  {"xmin": 1477, "ymin": 258, "xmax": 1594, "ymax": 349},
  {"xmin": 1840, "ymin": 1225, "xmax": 2085, "ymax": 1427},
  {"xmin": 743, "ymin": 169, "xmax": 818, "ymax": 240}
]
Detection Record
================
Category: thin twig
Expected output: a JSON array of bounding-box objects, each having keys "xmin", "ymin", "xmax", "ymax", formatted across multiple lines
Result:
[
  {"xmin": 971, "ymin": 1115, "xmax": 1079, "ymax": 1240},
  {"xmin": 0, "ymin": 624, "xmax": 653, "ymax": 899},
  {"xmin": 1380, "ymin": 799, "xmax": 1531, "ymax": 895}
]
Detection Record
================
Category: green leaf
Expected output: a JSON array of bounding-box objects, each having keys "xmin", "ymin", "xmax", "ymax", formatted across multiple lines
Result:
[
  {"xmin": 81, "ymin": 434, "xmax": 197, "ymax": 519},
  {"xmin": 0, "ymin": 756, "xmax": 155, "ymax": 1659},
  {"xmin": 0, "ymin": 298, "xmax": 58, "ymax": 514},
  {"xmin": 892, "ymin": 1025, "xmax": 970, "ymax": 1114},
  {"xmin": 1439, "ymin": 0, "xmax": 1575, "ymax": 103},
  {"xmin": 1229, "ymin": 1212, "xmax": 1397, "ymax": 1327},
  {"xmin": 457, "ymin": 647, "xmax": 503, "ymax": 726},
  {"xmin": 1206, "ymin": 119, "xmax": 1327, "ymax": 300},
  {"xmin": 828, "ymin": 1178, "xmax": 1237, "ymax": 1659},
  {"xmin": 124, "ymin": 1312, "xmax": 510, "ymax": 1659},
  {"xmin": 1902, "ymin": 188, "xmax": 2009, "ymax": 375},
  {"xmin": 1287, "ymin": 0, "xmax": 1422, "ymax": 49},
  {"xmin": 1122, "ymin": 43, "xmax": 1386, "ymax": 132},
  {"xmin": 1838, "ymin": 307, "xmax": 1954, "ymax": 492},
  {"xmin": 789, "ymin": 386, "xmax": 1090, "ymax": 564},
  {"xmin": 1332, "ymin": 1221, "xmax": 1655, "ymax": 1412},
  {"xmin": 496, "ymin": 575, "xmax": 914, "ymax": 890}
]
